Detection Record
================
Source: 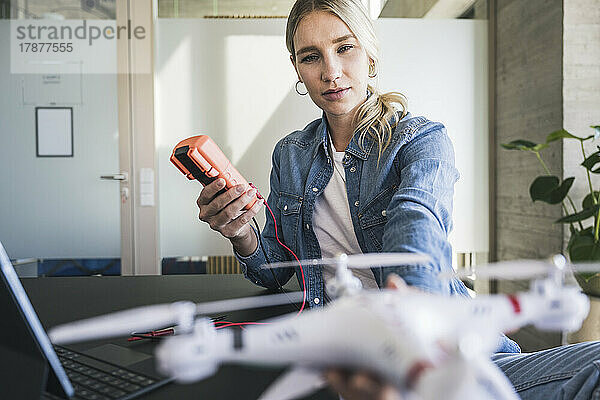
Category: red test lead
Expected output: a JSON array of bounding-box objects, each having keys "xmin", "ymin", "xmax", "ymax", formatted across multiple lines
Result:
[{"xmin": 170, "ymin": 135, "xmax": 308, "ymax": 323}]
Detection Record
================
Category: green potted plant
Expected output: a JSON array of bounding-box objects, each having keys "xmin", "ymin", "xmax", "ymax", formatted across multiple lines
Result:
[{"xmin": 502, "ymin": 125, "xmax": 600, "ymax": 296}]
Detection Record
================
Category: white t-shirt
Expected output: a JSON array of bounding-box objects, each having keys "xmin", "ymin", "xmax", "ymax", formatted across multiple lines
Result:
[{"xmin": 313, "ymin": 138, "xmax": 378, "ymax": 295}]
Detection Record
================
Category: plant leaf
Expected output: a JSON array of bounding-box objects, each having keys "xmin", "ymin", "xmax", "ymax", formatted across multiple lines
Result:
[
  {"xmin": 582, "ymin": 191, "xmax": 600, "ymax": 210},
  {"xmin": 556, "ymin": 206, "xmax": 599, "ymax": 223},
  {"xmin": 568, "ymin": 227, "xmax": 593, "ymax": 250},
  {"xmin": 568, "ymin": 230, "xmax": 600, "ymax": 281},
  {"xmin": 501, "ymin": 140, "xmax": 543, "ymax": 151},
  {"xmin": 569, "ymin": 233, "xmax": 600, "ymax": 264},
  {"xmin": 593, "ymin": 125, "xmax": 600, "ymax": 140},
  {"xmin": 581, "ymin": 152, "xmax": 600, "ymax": 173},
  {"xmin": 529, "ymin": 176, "xmax": 575, "ymax": 204},
  {"xmin": 546, "ymin": 129, "xmax": 583, "ymax": 143}
]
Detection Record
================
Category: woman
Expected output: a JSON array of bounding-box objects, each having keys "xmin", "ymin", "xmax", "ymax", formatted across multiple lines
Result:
[
  {"xmin": 195, "ymin": 0, "xmax": 600, "ymax": 398},
  {"xmin": 196, "ymin": 0, "xmax": 489, "ymax": 307}
]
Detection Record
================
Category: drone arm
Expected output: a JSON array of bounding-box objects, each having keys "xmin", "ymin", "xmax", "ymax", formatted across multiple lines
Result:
[
  {"xmin": 217, "ymin": 303, "xmax": 408, "ymax": 372},
  {"xmin": 156, "ymin": 319, "xmax": 233, "ymax": 383},
  {"xmin": 467, "ymin": 288, "xmax": 590, "ymax": 336},
  {"xmin": 517, "ymin": 286, "xmax": 590, "ymax": 332},
  {"xmin": 159, "ymin": 311, "xmax": 355, "ymax": 376},
  {"xmin": 461, "ymin": 295, "xmax": 537, "ymax": 337},
  {"xmin": 218, "ymin": 316, "xmax": 329, "ymax": 366},
  {"xmin": 49, "ymin": 302, "xmax": 196, "ymax": 344}
]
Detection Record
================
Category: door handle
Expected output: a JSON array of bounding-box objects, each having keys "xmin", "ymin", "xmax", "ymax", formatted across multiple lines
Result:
[{"xmin": 100, "ymin": 173, "xmax": 128, "ymax": 181}]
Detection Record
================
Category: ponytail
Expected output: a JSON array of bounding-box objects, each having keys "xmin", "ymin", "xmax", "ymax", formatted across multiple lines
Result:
[{"xmin": 353, "ymin": 84, "xmax": 408, "ymax": 162}]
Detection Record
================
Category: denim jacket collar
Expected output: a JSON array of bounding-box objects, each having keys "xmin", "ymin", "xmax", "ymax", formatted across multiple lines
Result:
[{"xmin": 317, "ymin": 113, "xmax": 376, "ymax": 162}]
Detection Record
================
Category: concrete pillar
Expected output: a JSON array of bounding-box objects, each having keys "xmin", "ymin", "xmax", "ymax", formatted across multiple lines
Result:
[
  {"xmin": 493, "ymin": 0, "xmax": 600, "ymax": 350},
  {"xmin": 495, "ymin": 0, "xmax": 564, "ymax": 264}
]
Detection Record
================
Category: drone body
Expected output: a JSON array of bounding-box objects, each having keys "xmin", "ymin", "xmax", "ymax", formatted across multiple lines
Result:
[
  {"xmin": 156, "ymin": 293, "xmax": 439, "ymax": 394},
  {"xmin": 154, "ymin": 281, "xmax": 588, "ymax": 400},
  {"xmin": 48, "ymin": 253, "xmax": 593, "ymax": 400}
]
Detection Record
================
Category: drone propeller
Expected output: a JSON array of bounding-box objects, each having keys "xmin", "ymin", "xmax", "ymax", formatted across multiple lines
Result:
[
  {"xmin": 261, "ymin": 252, "xmax": 431, "ymax": 270},
  {"xmin": 49, "ymin": 302, "xmax": 196, "ymax": 345},
  {"xmin": 440, "ymin": 256, "xmax": 600, "ymax": 281},
  {"xmin": 49, "ymin": 291, "xmax": 303, "ymax": 345},
  {"xmin": 570, "ymin": 262, "xmax": 600, "ymax": 274},
  {"xmin": 194, "ymin": 291, "xmax": 304, "ymax": 315},
  {"xmin": 440, "ymin": 260, "xmax": 551, "ymax": 281}
]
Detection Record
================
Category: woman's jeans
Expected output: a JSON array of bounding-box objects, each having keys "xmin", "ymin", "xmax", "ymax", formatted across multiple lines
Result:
[{"xmin": 493, "ymin": 341, "xmax": 600, "ymax": 399}]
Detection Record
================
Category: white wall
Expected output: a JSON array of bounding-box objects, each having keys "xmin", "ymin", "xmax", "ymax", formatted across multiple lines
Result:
[
  {"xmin": 0, "ymin": 21, "xmax": 121, "ymax": 259},
  {"xmin": 155, "ymin": 19, "xmax": 321, "ymax": 257},
  {"xmin": 155, "ymin": 18, "xmax": 489, "ymax": 258},
  {"xmin": 375, "ymin": 19, "xmax": 489, "ymax": 254}
]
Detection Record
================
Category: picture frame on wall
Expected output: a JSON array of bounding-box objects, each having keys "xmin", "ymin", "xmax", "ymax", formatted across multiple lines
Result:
[{"xmin": 35, "ymin": 107, "xmax": 73, "ymax": 157}]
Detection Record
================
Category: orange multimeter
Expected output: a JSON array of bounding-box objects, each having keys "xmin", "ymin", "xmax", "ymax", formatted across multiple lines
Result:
[{"xmin": 170, "ymin": 135, "xmax": 259, "ymax": 210}]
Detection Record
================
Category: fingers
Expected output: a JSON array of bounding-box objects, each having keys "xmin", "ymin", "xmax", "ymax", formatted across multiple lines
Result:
[
  {"xmin": 385, "ymin": 274, "xmax": 420, "ymax": 294},
  {"xmin": 220, "ymin": 198, "xmax": 264, "ymax": 238},
  {"xmin": 324, "ymin": 370, "xmax": 347, "ymax": 395},
  {"xmin": 196, "ymin": 178, "xmax": 227, "ymax": 207},
  {"xmin": 385, "ymin": 274, "xmax": 408, "ymax": 291},
  {"xmin": 347, "ymin": 372, "xmax": 381, "ymax": 398},
  {"xmin": 211, "ymin": 187, "xmax": 257, "ymax": 226},
  {"xmin": 209, "ymin": 184, "xmax": 249, "ymax": 216},
  {"xmin": 198, "ymin": 186, "xmax": 262, "ymax": 239},
  {"xmin": 197, "ymin": 182, "xmax": 247, "ymax": 221},
  {"xmin": 379, "ymin": 386, "xmax": 403, "ymax": 400},
  {"xmin": 196, "ymin": 177, "xmax": 263, "ymax": 240},
  {"xmin": 325, "ymin": 370, "xmax": 400, "ymax": 400}
]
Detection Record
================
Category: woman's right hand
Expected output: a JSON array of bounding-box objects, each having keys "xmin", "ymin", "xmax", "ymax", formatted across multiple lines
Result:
[
  {"xmin": 325, "ymin": 370, "xmax": 402, "ymax": 400},
  {"xmin": 196, "ymin": 178, "xmax": 264, "ymax": 254}
]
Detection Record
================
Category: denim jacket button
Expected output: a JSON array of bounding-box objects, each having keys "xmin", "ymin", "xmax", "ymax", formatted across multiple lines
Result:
[
  {"xmin": 350, "ymin": 167, "xmax": 356, "ymax": 173},
  {"xmin": 305, "ymin": 223, "xmax": 310, "ymax": 230},
  {"xmin": 283, "ymin": 205, "xmax": 288, "ymax": 211},
  {"xmin": 354, "ymin": 201, "xmax": 359, "ymax": 207},
  {"xmin": 313, "ymin": 297, "xmax": 320, "ymax": 304},
  {"xmin": 312, "ymin": 187, "xmax": 318, "ymax": 192},
  {"xmin": 381, "ymin": 210, "xmax": 387, "ymax": 216}
]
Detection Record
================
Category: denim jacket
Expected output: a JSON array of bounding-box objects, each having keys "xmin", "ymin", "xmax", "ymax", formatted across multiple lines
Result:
[{"xmin": 237, "ymin": 112, "xmax": 520, "ymax": 353}]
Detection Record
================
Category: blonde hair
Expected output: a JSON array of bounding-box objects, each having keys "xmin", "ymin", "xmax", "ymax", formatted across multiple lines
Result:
[{"xmin": 286, "ymin": 0, "xmax": 408, "ymax": 159}]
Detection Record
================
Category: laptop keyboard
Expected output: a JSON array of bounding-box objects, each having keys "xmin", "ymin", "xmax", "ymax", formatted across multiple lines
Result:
[{"xmin": 54, "ymin": 346, "xmax": 157, "ymax": 400}]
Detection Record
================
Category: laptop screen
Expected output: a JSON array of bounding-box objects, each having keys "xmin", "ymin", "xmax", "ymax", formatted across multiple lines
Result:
[{"xmin": 0, "ymin": 242, "xmax": 74, "ymax": 399}]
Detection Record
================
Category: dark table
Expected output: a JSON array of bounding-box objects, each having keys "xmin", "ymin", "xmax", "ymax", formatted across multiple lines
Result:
[{"xmin": 22, "ymin": 274, "xmax": 336, "ymax": 400}]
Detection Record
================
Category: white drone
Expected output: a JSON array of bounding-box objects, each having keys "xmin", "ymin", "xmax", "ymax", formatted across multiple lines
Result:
[{"xmin": 48, "ymin": 253, "xmax": 596, "ymax": 400}]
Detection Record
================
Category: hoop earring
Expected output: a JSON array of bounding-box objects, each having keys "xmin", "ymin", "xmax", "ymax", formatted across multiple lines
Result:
[
  {"xmin": 295, "ymin": 81, "xmax": 308, "ymax": 96},
  {"xmin": 368, "ymin": 61, "xmax": 377, "ymax": 78}
]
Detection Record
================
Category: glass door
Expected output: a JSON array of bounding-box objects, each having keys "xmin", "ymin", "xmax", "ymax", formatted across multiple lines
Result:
[{"xmin": 0, "ymin": 0, "xmax": 128, "ymax": 277}]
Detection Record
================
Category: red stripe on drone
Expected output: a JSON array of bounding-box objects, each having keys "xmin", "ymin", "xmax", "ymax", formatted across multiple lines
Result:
[
  {"xmin": 406, "ymin": 360, "xmax": 433, "ymax": 388},
  {"xmin": 507, "ymin": 295, "xmax": 521, "ymax": 314}
]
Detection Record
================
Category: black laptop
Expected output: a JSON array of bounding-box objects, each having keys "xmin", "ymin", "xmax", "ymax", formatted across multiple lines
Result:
[{"xmin": 0, "ymin": 242, "xmax": 172, "ymax": 400}]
